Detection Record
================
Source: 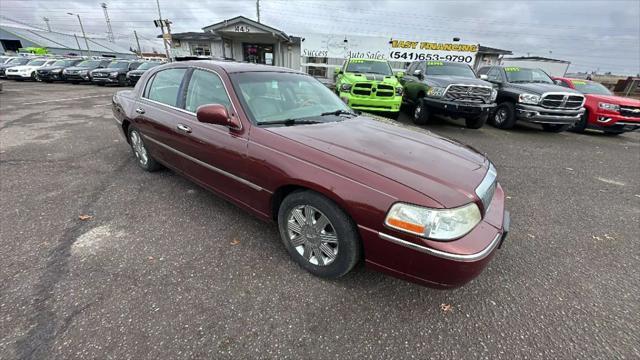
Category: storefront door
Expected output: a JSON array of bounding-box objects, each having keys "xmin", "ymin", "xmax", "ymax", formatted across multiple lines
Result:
[{"xmin": 242, "ymin": 43, "xmax": 274, "ymax": 65}]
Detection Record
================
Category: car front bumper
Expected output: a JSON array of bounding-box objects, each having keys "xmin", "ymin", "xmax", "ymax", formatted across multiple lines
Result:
[
  {"xmin": 38, "ymin": 72, "xmax": 64, "ymax": 81},
  {"xmin": 92, "ymin": 76, "xmax": 120, "ymax": 84},
  {"xmin": 425, "ymin": 98, "xmax": 496, "ymax": 117},
  {"xmin": 340, "ymin": 92, "xmax": 402, "ymax": 113},
  {"xmin": 5, "ymin": 72, "xmax": 32, "ymax": 79},
  {"xmin": 588, "ymin": 111, "xmax": 640, "ymax": 132},
  {"xmin": 362, "ymin": 183, "xmax": 509, "ymax": 288},
  {"xmin": 516, "ymin": 104, "xmax": 585, "ymax": 125},
  {"xmin": 64, "ymin": 73, "xmax": 92, "ymax": 82}
]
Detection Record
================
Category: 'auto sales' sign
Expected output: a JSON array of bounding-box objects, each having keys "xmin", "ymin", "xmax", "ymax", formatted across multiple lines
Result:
[{"xmin": 302, "ymin": 34, "xmax": 478, "ymax": 64}]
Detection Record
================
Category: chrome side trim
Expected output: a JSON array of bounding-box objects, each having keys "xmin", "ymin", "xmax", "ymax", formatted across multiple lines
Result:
[
  {"xmin": 378, "ymin": 231, "xmax": 502, "ymax": 262},
  {"xmin": 141, "ymin": 134, "xmax": 268, "ymax": 193},
  {"xmin": 475, "ymin": 163, "xmax": 497, "ymax": 211}
]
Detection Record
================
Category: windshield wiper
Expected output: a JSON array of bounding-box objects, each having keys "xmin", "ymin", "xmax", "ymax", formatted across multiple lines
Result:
[
  {"xmin": 257, "ymin": 119, "xmax": 323, "ymax": 126},
  {"xmin": 320, "ymin": 109, "xmax": 357, "ymax": 117}
]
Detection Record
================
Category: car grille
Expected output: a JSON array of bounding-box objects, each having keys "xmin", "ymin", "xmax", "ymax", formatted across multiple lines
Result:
[
  {"xmin": 540, "ymin": 94, "xmax": 584, "ymax": 109},
  {"xmin": 444, "ymin": 85, "xmax": 492, "ymax": 103},
  {"xmin": 351, "ymin": 83, "xmax": 395, "ymax": 98},
  {"xmin": 37, "ymin": 70, "xmax": 50, "ymax": 75},
  {"xmin": 92, "ymin": 72, "xmax": 108, "ymax": 78},
  {"xmin": 620, "ymin": 106, "xmax": 640, "ymax": 118}
]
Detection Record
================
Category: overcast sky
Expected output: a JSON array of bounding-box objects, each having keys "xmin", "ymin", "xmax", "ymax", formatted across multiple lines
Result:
[{"xmin": 1, "ymin": 0, "xmax": 639, "ymax": 74}]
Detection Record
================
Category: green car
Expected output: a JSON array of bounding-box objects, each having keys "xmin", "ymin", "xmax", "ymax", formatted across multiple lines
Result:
[{"xmin": 335, "ymin": 58, "xmax": 403, "ymax": 119}]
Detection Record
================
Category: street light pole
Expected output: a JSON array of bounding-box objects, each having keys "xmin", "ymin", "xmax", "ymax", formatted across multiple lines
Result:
[{"xmin": 68, "ymin": 12, "xmax": 92, "ymax": 57}]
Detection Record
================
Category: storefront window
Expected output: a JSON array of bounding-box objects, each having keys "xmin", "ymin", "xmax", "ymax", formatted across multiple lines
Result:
[
  {"xmin": 307, "ymin": 56, "xmax": 328, "ymax": 77},
  {"xmin": 191, "ymin": 43, "xmax": 211, "ymax": 56}
]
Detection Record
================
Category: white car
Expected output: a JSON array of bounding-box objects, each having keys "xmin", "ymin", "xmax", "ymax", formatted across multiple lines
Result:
[{"xmin": 5, "ymin": 58, "xmax": 58, "ymax": 81}]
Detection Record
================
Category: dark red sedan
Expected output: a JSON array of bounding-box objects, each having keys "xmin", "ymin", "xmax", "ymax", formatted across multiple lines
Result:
[{"xmin": 112, "ymin": 61, "xmax": 510, "ymax": 288}]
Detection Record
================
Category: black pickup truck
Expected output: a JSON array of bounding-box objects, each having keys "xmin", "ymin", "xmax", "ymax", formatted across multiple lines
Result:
[
  {"xmin": 477, "ymin": 66, "xmax": 585, "ymax": 132},
  {"xmin": 400, "ymin": 61, "xmax": 497, "ymax": 129}
]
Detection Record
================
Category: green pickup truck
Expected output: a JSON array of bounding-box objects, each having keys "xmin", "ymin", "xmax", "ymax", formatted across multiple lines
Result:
[{"xmin": 335, "ymin": 58, "xmax": 403, "ymax": 119}]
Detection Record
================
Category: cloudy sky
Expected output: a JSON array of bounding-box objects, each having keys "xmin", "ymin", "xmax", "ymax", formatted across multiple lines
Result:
[{"xmin": 1, "ymin": 0, "xmax": 639, "ymax": 74}]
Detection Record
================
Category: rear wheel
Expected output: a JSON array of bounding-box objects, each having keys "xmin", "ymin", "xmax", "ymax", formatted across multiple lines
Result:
[
  {"xmin": 128, "ymin": 127, "xmax": 161, "ymax": 171},
  {"xmin": 277, "ymin": 191, "xmax": 361, "ymax": 279},
  {"xmin": 412, "ymin": 98, "xmax": 431, "ymax": 125},
  {"xmin": 491, "ymin": 102, "xmax": 517, "ymax": 129},
  {"xmin": 542, "ymin": 124, "xmax": 570, "ymax": 133},
  {"xmin": 465, "ymin": 113, "xmax": 488, "ymax": 129}
]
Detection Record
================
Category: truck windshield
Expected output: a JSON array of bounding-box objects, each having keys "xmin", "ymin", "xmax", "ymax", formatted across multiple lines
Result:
[
  {"xmin": 505, "ymin": 68, "xmax": 553, "ymax": 84},
  {"xmin": 572, "ymin": 80, "xmax": 612, "ymax": 96},
  {"xmin": 425, "ymin": 63, "xmax": 476, "ymax": 77},
  {"xmin": 231, "ymin": 72, "xmax": 352, "ymax": 125},
  {"xmin": 345, "ymin": 60, "xmax": 392, "ymax": 76}
]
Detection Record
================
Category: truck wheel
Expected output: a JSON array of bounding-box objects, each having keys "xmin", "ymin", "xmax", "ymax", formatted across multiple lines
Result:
[
  {"xmin": 570, "ymin": 110, "xmax": 588, "ymax": 133},
  {"xmin": 542, "ymin": 124, "xmax": 570, "ymax": 132},
  {"xmin": 412, "ymin": 98, "xmax": 431, "ymax": 125},
  {"xmin": 465, "ymin": 114, "xmax": 488, "ymax": 129},
  {"xmin": 491, "ymin": 102, "xmax": 516, "ymax": 129},
  {"xmin": 386, "ymin": 111, "xmax": 400, "ymax": 120},
  {"xmin": 118, "ymin": 75, "xmax": 126, "ymax": 87}
]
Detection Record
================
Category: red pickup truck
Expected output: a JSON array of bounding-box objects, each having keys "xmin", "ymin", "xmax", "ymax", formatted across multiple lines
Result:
[{"xmin": 553, "ymin": 77, "xmax": 640, "ymax": 135}]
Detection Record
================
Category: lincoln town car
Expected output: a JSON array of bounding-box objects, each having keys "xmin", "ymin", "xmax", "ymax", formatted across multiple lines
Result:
[{"xmin": 111, "ymin": 61, "xmax": 510, "ymax": 288}]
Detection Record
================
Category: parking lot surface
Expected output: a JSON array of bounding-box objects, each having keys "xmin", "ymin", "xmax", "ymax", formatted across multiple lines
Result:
[{"xmin": 1, "ymin": 81, "xmax": 639, "ymax": 359}]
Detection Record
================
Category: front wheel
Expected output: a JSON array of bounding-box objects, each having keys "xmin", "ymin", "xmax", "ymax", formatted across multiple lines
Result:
[
  {"xmin": 465, "ymin": 113, "xmax": 488, "ymax": 129},
  {"xmin": 278, "ymin": 191, "xmax": 362, "ymax": 279},
  {"xmin": 412, "ymin": 98, "xmax": 431, "ymax": 125},
  {"xmin": 491, "ymin": 102, "xmax": 516, "ymax": 129},
  {"xmin": 118, "ymin": 75, "xmax": 126, "ymax": 87},
  {"xmin": 128, "ymin": 128, "xmax": 161, "ymax": 171},
  {"xmin": 542, "ymin": 124, "xmax": 570, "ymax": 133},
  {"xmin": 570, "ymin": 110, "xmax": 588, "ymax": 133}
]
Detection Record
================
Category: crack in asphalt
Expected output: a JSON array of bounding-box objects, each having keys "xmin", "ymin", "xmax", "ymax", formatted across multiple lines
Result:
[{"xmin": 14, "ymin": 158, "xmax": 129, "ymax": 360}]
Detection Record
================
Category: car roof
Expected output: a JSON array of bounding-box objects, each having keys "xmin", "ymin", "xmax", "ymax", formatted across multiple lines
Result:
[{"xmin": 164, "ymin": 60, "xmax": 303, "ymax": 75}]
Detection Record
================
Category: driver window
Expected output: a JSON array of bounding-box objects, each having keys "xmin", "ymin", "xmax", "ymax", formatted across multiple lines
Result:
[
  {"xmin": 185, "ymin": 69, "xmax": 231, "ymax": 113},
  {"xmin": 487, "ymin": 67, "xmax": 501, "ymax": 82}
]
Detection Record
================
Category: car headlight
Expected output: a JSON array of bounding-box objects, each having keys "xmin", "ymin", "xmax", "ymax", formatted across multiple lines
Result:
[
  {"xmin": 340, "ymin": 83, "xmax": 352, "ymax": 92},
  {"xmin": 51, "ymin": 69, "xmax": 62, "ymax": 73},
  {"xmin": 79, "ymin": 70, "xmax": 88, "ymax": 75},
  {"xmin": 518, "ymin": 93, "xmax": 540, "ymax": 105},
  {"xmin": 490, "ymin": 89, "xmax": 498, "ymax": 101},
  {"xmin": 598, "ymin": 102, "xmax": 620, "ymax": 112},
  {"xmin": 110, "ymin": 71, "xmax": 119, "ymax": 77},
  {"xmin": 427, "ymin": 86, "xmax": 446, "ymax": 98},
  {"xmin": 385, "ymin": 202, "xmax": 482, "ymax": 240},
  {"xmin": 395, "ymin": 87, "xmax": 403, "ymax": 96}
]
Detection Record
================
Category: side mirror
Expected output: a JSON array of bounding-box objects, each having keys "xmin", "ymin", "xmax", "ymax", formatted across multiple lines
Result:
[
  {"xmin": 334, "ymin": 67, "xmax": 342, "ymax": 75},
  {"xmin": 196, "ymin": 104, "xmax": 241, "ymax": 129},
  {"xmin": 413, "ymin": 69, "xmax": 423, "ymax": 79},
  {"xmin": 479, "ymin": 74, "xmax": 488, "ymax": 80},
  {"xmin": 395, "ymin": 71, "xmax": 404, "ymax": 78}
]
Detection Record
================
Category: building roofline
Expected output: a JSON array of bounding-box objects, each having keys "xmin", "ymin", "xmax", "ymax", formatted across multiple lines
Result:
[{"xmin": 201, "ymin": 16, "xmax": 289, "ymax": 41}]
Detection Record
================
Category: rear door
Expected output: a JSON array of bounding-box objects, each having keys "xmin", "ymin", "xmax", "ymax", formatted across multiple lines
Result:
[{"xmin": 132, "ymin": 67, "xmax": 189, "ymax": 171}]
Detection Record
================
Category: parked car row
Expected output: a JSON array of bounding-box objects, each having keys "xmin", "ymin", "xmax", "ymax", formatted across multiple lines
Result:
[
  {"xmin": 0, "ymin": 55, "xmax": 162, "ymax": 86},
  {"xmin": 333, "ymin": 58, "xmax": 640, "ymax": 134}
]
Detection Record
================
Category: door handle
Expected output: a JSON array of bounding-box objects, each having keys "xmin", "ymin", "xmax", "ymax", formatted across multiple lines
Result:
[
  {"xmin": 135, "ymin": 108, "xmax": 145, "ymax": 114},
  {"xmin": 177, "ymin": 124, "xmax": 192, "ymax": 133}
]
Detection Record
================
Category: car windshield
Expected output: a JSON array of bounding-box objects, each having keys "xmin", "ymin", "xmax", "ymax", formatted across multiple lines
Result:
[
  {"xmin": 27, "ymin": 60, "xmax": 46, "ymax": 66},
  {"xmin": 425, "ymin": 62, "xmax": 476, "ymax": 77},
  {"xmin": 52, "ymin": 60, "xmax": 76, "ymax": 67},
  {"xmin": 107, "ymin": 61, "xmax": 129, "ymax": 69},
  {"xmin": 231, "ymin": 72, "xmax": 352, "ymax": 125},
  {"xmin": 136, "ymin": 62, "xmax": 160, "ymax": 70},
  {"xmin": 505, "ymin": 67, "xmax": 553, "ymax": 84},
  {"xmin": 345, "ymin": 60, "xmax": 392, "ymax": 75},
  {"xmin": 76, "ymin": 60, "xmax": 101, "ymax": 67},
  {"xmin": 8, "ymin": 58, "xmax": 29, "ymax": 65},
  {"xmin": 571, "ymin": 80, "xmax": 612, "ymax": 95}
]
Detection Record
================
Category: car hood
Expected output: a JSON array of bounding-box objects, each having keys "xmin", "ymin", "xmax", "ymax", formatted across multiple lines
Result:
[
  {"xmin": 266, "ymin": 117, "xmax": 488, "ymax": 207},
  {"xmin": 425, "ymin": 75, "xmax": 492, "ymax": 87},
  {"xmin": 65, "ymin": 66, "xmax": 93, "ymax": 71},
  {"xmin": 585, "ymin": 93, "xmax": 640, "ymax": 107},
  {"xmin": 127, "ymin": 69, "xmax": 146, "ymax": 75},
  {"xmin": 343, "ymin": 72, "xmax": 400, "ymax": 85},
  {"xmin": 508, "ymin": 82, "xmax": 582, "ymax": 95}
]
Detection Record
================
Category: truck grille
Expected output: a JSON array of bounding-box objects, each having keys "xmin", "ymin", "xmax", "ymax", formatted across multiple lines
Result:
[
  {"xmin": 620, "ymin": 106, "xmax": 640, "ymax": 118},
  {"xmin": 351, "ymin": 83, "xmax": 395, "ymax": 98},
  {"xmin": 540, "ymin": 94, "xmax": 584, "ymax": 109},
  {"xmin": 444, "ymin": 85, "xmax": 492, "ymax": 103}
]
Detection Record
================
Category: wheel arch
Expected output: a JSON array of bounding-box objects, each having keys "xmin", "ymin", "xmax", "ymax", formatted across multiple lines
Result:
[{"xmin": 270, "ymin": 181, "xmax": 354, "ymax": 224}]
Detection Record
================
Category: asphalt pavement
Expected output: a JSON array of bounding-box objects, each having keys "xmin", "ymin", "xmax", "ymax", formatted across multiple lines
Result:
[{"xmin": 1, "ymin": 81, "xmax": 638, "ymax": 359}]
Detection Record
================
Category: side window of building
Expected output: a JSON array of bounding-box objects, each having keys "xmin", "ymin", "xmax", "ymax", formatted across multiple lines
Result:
[
  {"xmin": 184, "ymin": 69, "xmax": 231, "ymax": 113},
  {"xmin": 145, "ymin": 68, "xmax": 187, "ymax": 107}
]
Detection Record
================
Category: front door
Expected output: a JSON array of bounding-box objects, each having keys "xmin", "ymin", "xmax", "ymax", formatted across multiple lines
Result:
[{"xmin": 242, "ymin": 43, "xmax": 274, "ymax": 65}]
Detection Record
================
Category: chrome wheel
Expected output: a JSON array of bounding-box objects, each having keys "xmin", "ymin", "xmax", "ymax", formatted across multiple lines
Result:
[
  {"xmin": 494, "ymin": 108, "xmax": 507, "ymax": 125},
  {"xmin": 129, "ymin": 130, "xmax": 148, "ymax": 166},
  {"xmin": 414, "ymin": 104, "xmax": 422, "ymax": 120},
  {"xmin": 286, "ymin": 205, "xmax": 338, "ymax": 266}
]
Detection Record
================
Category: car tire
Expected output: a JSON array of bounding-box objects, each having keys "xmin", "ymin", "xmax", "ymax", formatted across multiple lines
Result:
[
  {"xmin": 491, "ymin": 102, "xmax": 517, "ymax": 129},
  {"xmin": 118, "ymin": 75, "xmax": 126, "ymax": 87},
  {"xmin": 128, "ymin": 127, "xmax": 161, "ymax": 172},
  {"xmin": 412, "ymin": 98, "xmax": 431, "ymax": 125},
  {"xmin": 96, "ymin": 83, "xmax": 105, "ymax": 86},
  {"xmin": 542, "ymin": 124, "xmax": 570, "ymax": 132},
  {"xmin": 570, "ymin": 110, "xmax": 588, "ymax": 133},
  {"xmin": 386, "ymin": 111, "xmax": 400, "ymax": 120},
  {"xmin": 277, "ymin": 190, "xmax": 362, "ymax": 279},
  {"xmin": 465, "ymin": 113, "xmax": 488, "ymax": 129},
  {"xmin": 31, "ymin": 72, "xmax": 38, "ymax": 81},
  {"xmin": 71, "ymin": 81, "xmax": 79, "ymax": 85}
]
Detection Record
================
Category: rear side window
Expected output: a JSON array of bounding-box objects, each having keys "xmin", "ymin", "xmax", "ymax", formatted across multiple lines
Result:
[
  {"xmin": 145, "ymin": 68, "xmax": 187, "ymax": 107},
  {"xmin": 184, "ymin": 69, "xmax": 231, "ymax": 113}
]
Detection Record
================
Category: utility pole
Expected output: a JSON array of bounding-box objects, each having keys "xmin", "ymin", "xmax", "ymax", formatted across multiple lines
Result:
[
  {"xmin": 155, "ymin": 0, "xmax": 172, "ymax": 61},
  {"xmin": 68, "ymin": 13, "xmax": 92, "ymax": 57},
  {"xmin": 101, "ymin": 3, "xmax": 115, "ymax": 42},
  {"xmin": 256, "ymin": 0, "xmax": 261, "ymax": 23},
  {"xmin": 134, "ymin": 30, "xmax": 142, "ymax": 57},
  {"xmin": 43, "ymin": 17, "xmax": 51, "ymax": 32},
  {"xmin": 73, "ymin": 34, "xmax": 83, "ymax": 57}
]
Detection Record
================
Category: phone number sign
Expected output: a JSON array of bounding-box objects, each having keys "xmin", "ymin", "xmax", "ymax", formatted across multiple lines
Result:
[{"xmin": 389, "ymin": 40, "xmax": 478, "ymax": 64}]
